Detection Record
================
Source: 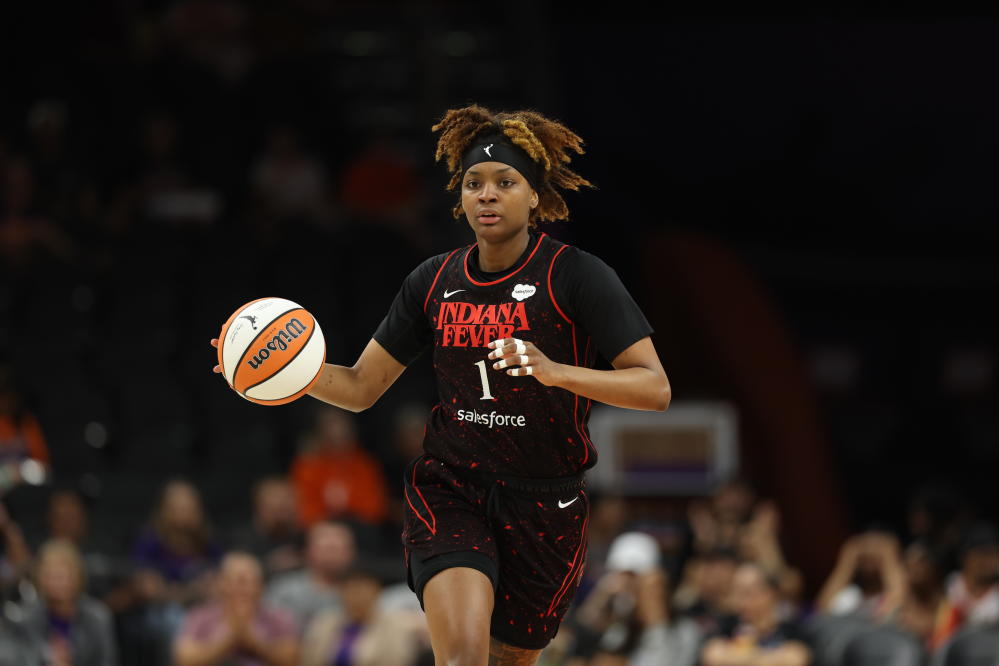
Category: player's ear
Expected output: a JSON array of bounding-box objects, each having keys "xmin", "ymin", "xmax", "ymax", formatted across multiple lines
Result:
[{"xmin": 530, "ymin": 190, "xmax": 538, "ymax": 209}]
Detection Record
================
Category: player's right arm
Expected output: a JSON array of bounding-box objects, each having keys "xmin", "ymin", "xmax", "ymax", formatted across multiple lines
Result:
[
  {"xmin": 304, "ymin": 338, "xmax": 406, "ymax": 412},
  {"xmin": 209, "ymin": 337, "xmax": 405, "ymax": 413}
]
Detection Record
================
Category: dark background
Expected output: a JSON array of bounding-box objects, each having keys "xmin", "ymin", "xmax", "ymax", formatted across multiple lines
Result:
[{"xmin": 2, "ymin": 1, "xmax": 998, "ymax": 587}]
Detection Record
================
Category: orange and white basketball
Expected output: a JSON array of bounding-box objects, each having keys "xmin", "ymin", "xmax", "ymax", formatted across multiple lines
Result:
[{"xmin": 217, "ymin": 297, "xmax": 326, "ymax": 405}]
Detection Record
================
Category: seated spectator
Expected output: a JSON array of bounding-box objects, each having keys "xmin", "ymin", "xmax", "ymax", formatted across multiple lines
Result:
[
  {"xmin": 174, "ymin": 551, "xmax": 298, "ymax": 666},
  {"xmin": 686, "ymin": 478, "xmax": 758, "ymax": 555},
  {"xmin": 735, "ymin": 501, "xmax": 804, "ymax": 609},
  {"xmin": 816, "ymin": 530, "xmax": 907, "ymax": 620},
  {"xmin": 0, "ymin": 365, "xmax": 50, "ymax": 496},
  {"xmin": 933, "ymin": 522, "xmax": 999, "ymax": 646},
  {"xmin": 0, "ymin": 500, "xmax": 30, "ymax": 598},
  {"xmin": 673, "ymin": 546, "xmax": 739, "ymax": 635},
  {"xmin": 573, "ymin": 532, "xmax": 700, "ymax": 666},
  {"xmin": 701, "ymin": 561, "xmax": 811, "ymax": 666},
  {"xmin": 22, "ymin": 539, "xmax": 117, "ymax": 666},
  {"xmin": 116, "ymin": 479, "xmax": 221, "ymax": 665},
  {"xmin": 131, "ymin": 478, "xmax": 222, "ymax": 605},
  {"xmin": 301, "ymin": 563, "xmax": 422, "ymax": 666},
  {"xmin": 230, "ymin": 477, "xmax": 304, "ymax": 580},
  {"xmin": 290, "ymin": 406, "xmax": 389, "ymax": 528},
  {"xmin": 896, "ymin": 540, "xmax": 947, "ymax": 650},
  {"xmin": 45, "ymin": 488, "xmax": 121, "ymax": 599},
  {"xmin": 266, "ymin": 520, "xmax": 355, "ymax": 633}
]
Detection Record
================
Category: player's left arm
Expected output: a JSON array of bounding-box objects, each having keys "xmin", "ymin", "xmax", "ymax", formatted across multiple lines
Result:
[{"xmin": 487, "ymin": 336, "xmax": 670, "ymax": 411}]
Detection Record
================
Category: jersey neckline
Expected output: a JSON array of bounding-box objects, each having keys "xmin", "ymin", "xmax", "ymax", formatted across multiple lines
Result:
[{"xmin": 463, "ymin": 231, "xmax": 546, "ymax": 287}]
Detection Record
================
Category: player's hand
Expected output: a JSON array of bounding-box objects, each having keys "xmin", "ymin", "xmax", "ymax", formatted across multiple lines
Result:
[
  {"xmin": 210, "ymin": 338, "xmax": 221, "ymax": 373},
  {"xmin": 486, "ymin": 338, "xmax": 564, "ymax": 387}
]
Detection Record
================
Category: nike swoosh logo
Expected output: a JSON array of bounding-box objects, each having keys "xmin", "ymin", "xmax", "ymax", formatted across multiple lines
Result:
[
  {"xmin": 557, "ymin": 496, "xmax": 579, "ymax": 509},
  {"xmin": 443, "ymin": 289, "xmax": 466, "ymax": 298}
]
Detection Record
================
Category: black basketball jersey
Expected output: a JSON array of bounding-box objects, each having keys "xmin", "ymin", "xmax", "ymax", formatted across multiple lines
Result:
[{"xmin": 421, "ymin": 232, "xmax": 598, "ymax": 477}]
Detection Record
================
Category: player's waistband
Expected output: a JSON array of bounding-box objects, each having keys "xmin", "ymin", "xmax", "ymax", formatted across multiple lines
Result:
[{"xmin": 450, "ymin": 463, "xmax": 586, "ymax": 500}]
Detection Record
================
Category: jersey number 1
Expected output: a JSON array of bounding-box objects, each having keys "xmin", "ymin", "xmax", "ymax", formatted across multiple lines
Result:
[{"xmin": 473, "ymin": 360, "xmax": 494, "ymax": 400}]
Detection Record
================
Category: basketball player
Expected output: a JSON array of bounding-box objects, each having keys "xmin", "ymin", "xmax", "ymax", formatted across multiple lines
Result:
[{"xmin": 213, "ymin": 105, "xmax": 670, "ymax": 665}]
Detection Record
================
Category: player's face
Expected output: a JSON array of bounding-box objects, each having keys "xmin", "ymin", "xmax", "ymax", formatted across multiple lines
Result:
[{"xmin": 461, "ymin": 161, "xmax": 538, "ymax": 242}]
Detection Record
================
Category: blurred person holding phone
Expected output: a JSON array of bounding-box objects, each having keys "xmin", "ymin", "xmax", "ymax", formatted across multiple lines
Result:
[{"xmin": 573, "ymin": 531, "xmax": 700, "ymax": 666}]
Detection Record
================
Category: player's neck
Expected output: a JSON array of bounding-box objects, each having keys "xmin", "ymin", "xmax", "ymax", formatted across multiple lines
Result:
[{"xmin": 476, "ymin": 228, "xmax": 531, "ymax": 273}]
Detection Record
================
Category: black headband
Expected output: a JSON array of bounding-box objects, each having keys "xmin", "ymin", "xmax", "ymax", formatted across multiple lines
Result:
[{"xmin": 460, "ymin": 134, "xmax": 544, "ymax": 192}]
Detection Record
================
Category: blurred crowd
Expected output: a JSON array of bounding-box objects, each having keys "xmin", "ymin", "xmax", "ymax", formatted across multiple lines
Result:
[{"xmin": 5, "ymin": 363, "xmax": 999, "ymax": 665}]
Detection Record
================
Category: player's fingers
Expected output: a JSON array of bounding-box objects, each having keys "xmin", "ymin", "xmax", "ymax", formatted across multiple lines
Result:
[
  {"xmin": 493, "ymin": 354, "xmax": 529, "ymax": 370},
  {"xmin": 487, "ymin": 338, "xmax": 527, "ymax": 359},
  {"xmin": 507, "ymin": 365, "xmax": 534, "ymax": 377},
  {"xmin": 213, "ymin": 364, "xmax": 221, "ymax": 374},
  {"xmin": 210, "ymin": 338, "xmax": 219, "ymax": 348}
]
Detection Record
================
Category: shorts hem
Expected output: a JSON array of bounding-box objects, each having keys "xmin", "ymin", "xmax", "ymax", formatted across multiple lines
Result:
[
  {"xmin": 409, "ymin": 550, "xmax": 499, "ymax": 610},
  {"xmin": 489, "ymin": 622, "xmax": 557, "ymax": 651}
]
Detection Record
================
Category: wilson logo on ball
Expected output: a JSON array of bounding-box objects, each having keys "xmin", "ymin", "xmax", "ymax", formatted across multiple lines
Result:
[{"xmin": 246, "ymin": 318, "xmax": 308, "ymax": 369}]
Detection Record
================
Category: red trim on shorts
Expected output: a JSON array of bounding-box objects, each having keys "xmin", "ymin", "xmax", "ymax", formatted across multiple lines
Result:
[
  {"xmin": 546, "ymin": 493, "xmax": 590, "ymax": 616},
  {"xmin": 548, "ymin": 244, "xmax": 572, "ymax": 324},
  {"xmin": 424, "ymin": 248, "xmax": 462, "ymax": 313},
  {"xmin": 462, "ymin": 233, "xmax": 546, "ymax": 286},
  {"xmin": 406, "ymin": 461, "xmax": 437, "ymax": 536}
]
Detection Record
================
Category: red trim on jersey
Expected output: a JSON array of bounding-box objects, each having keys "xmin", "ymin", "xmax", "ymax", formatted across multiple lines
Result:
[
  {"xmin": 569, "ymin": 323, "xmax": 591, "ymax": 466},
  {"xmin": 546, "ymin": 493, "xmax": 590, "ymax": 616},
  {"xmin": 424, "ymin": 248, "xmax": 462, "ymax": 313},
  {"xmin": 579, "ymin": 335, "xmax": 596, "ymax": 456},
  {"xmin": 548, "ymin": 244, "xmax": 572, "ymax": 324},
  {"xmin": 462, "ymin": 233, "xmax": 546, "ymax": 286}
]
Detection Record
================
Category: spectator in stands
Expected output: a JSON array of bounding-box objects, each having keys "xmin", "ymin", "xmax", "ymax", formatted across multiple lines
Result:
[
  {"xmin": 896, "ymin": 540, "xmax": 948, "ymax": 650},
  {"xmin": 573, "ymin": 532, "xmax": 700, "ymax": 666},
  {"xmin": 933, "ymin": 522, "xmax": 999, "ymax": 645},
  {"xmin": 290, "ymin": 406, "xmax": 389, "ymax": 528},
  {"xmin": 45, "ymin": 488, "xmax": 120, "ymax": 600},
  {"xmin": 300, "ymin": 563, "xmax": 422, "ymax": 666},
  {"xmin": 673, "ymin": 546, "xmax": 740, "ymax": 635},
  {"xmin": 22, "ymin": 539, "xmax": 118, "ymax": 666},
  {"xmin": 816, "ymin": 530, "xmax": 907, "ymax": 620},
  {"xmin": 0, "ymin": 500, "xmax": 31, "ymax": 597},
  {"xmin": 0, "ymin": 365, "xmax": 50, "ymax": 496},
  {"xmin": 266, "ymin": 520, "xmax": 355, "ymax": 633},
  {"xmin": 230, "ymin": 477, "xmax": 304, "ymax": 580},
  {"xmin": 575, "ymin": 490, "xmax": 629, "ymax": 601},
  {"xmin": 907, "ymin": 482, "xmax": 970, "ymax": 575},
  {"xmin": 174, "ymin": 551, "xmax": 298, "ymax": 666},
  {"xmin": 687, "ymin": 478, "xmax": 757, "ymax": 555},
  {"xmin": 735, "ymin": 500, "xmax": 804, "ymax": 607},
  {"xmin": 701, "ymin": 561, "xmax": 811, "ymax": 666},
  {"xmin": 131, "ymin": 478, "xmax": 222, "ymax": 603}
]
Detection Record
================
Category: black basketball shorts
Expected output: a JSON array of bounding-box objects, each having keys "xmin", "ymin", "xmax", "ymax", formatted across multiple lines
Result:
[{"xmin": 401, "ymin": 454, "xmax": 590, "ymax": 650}]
